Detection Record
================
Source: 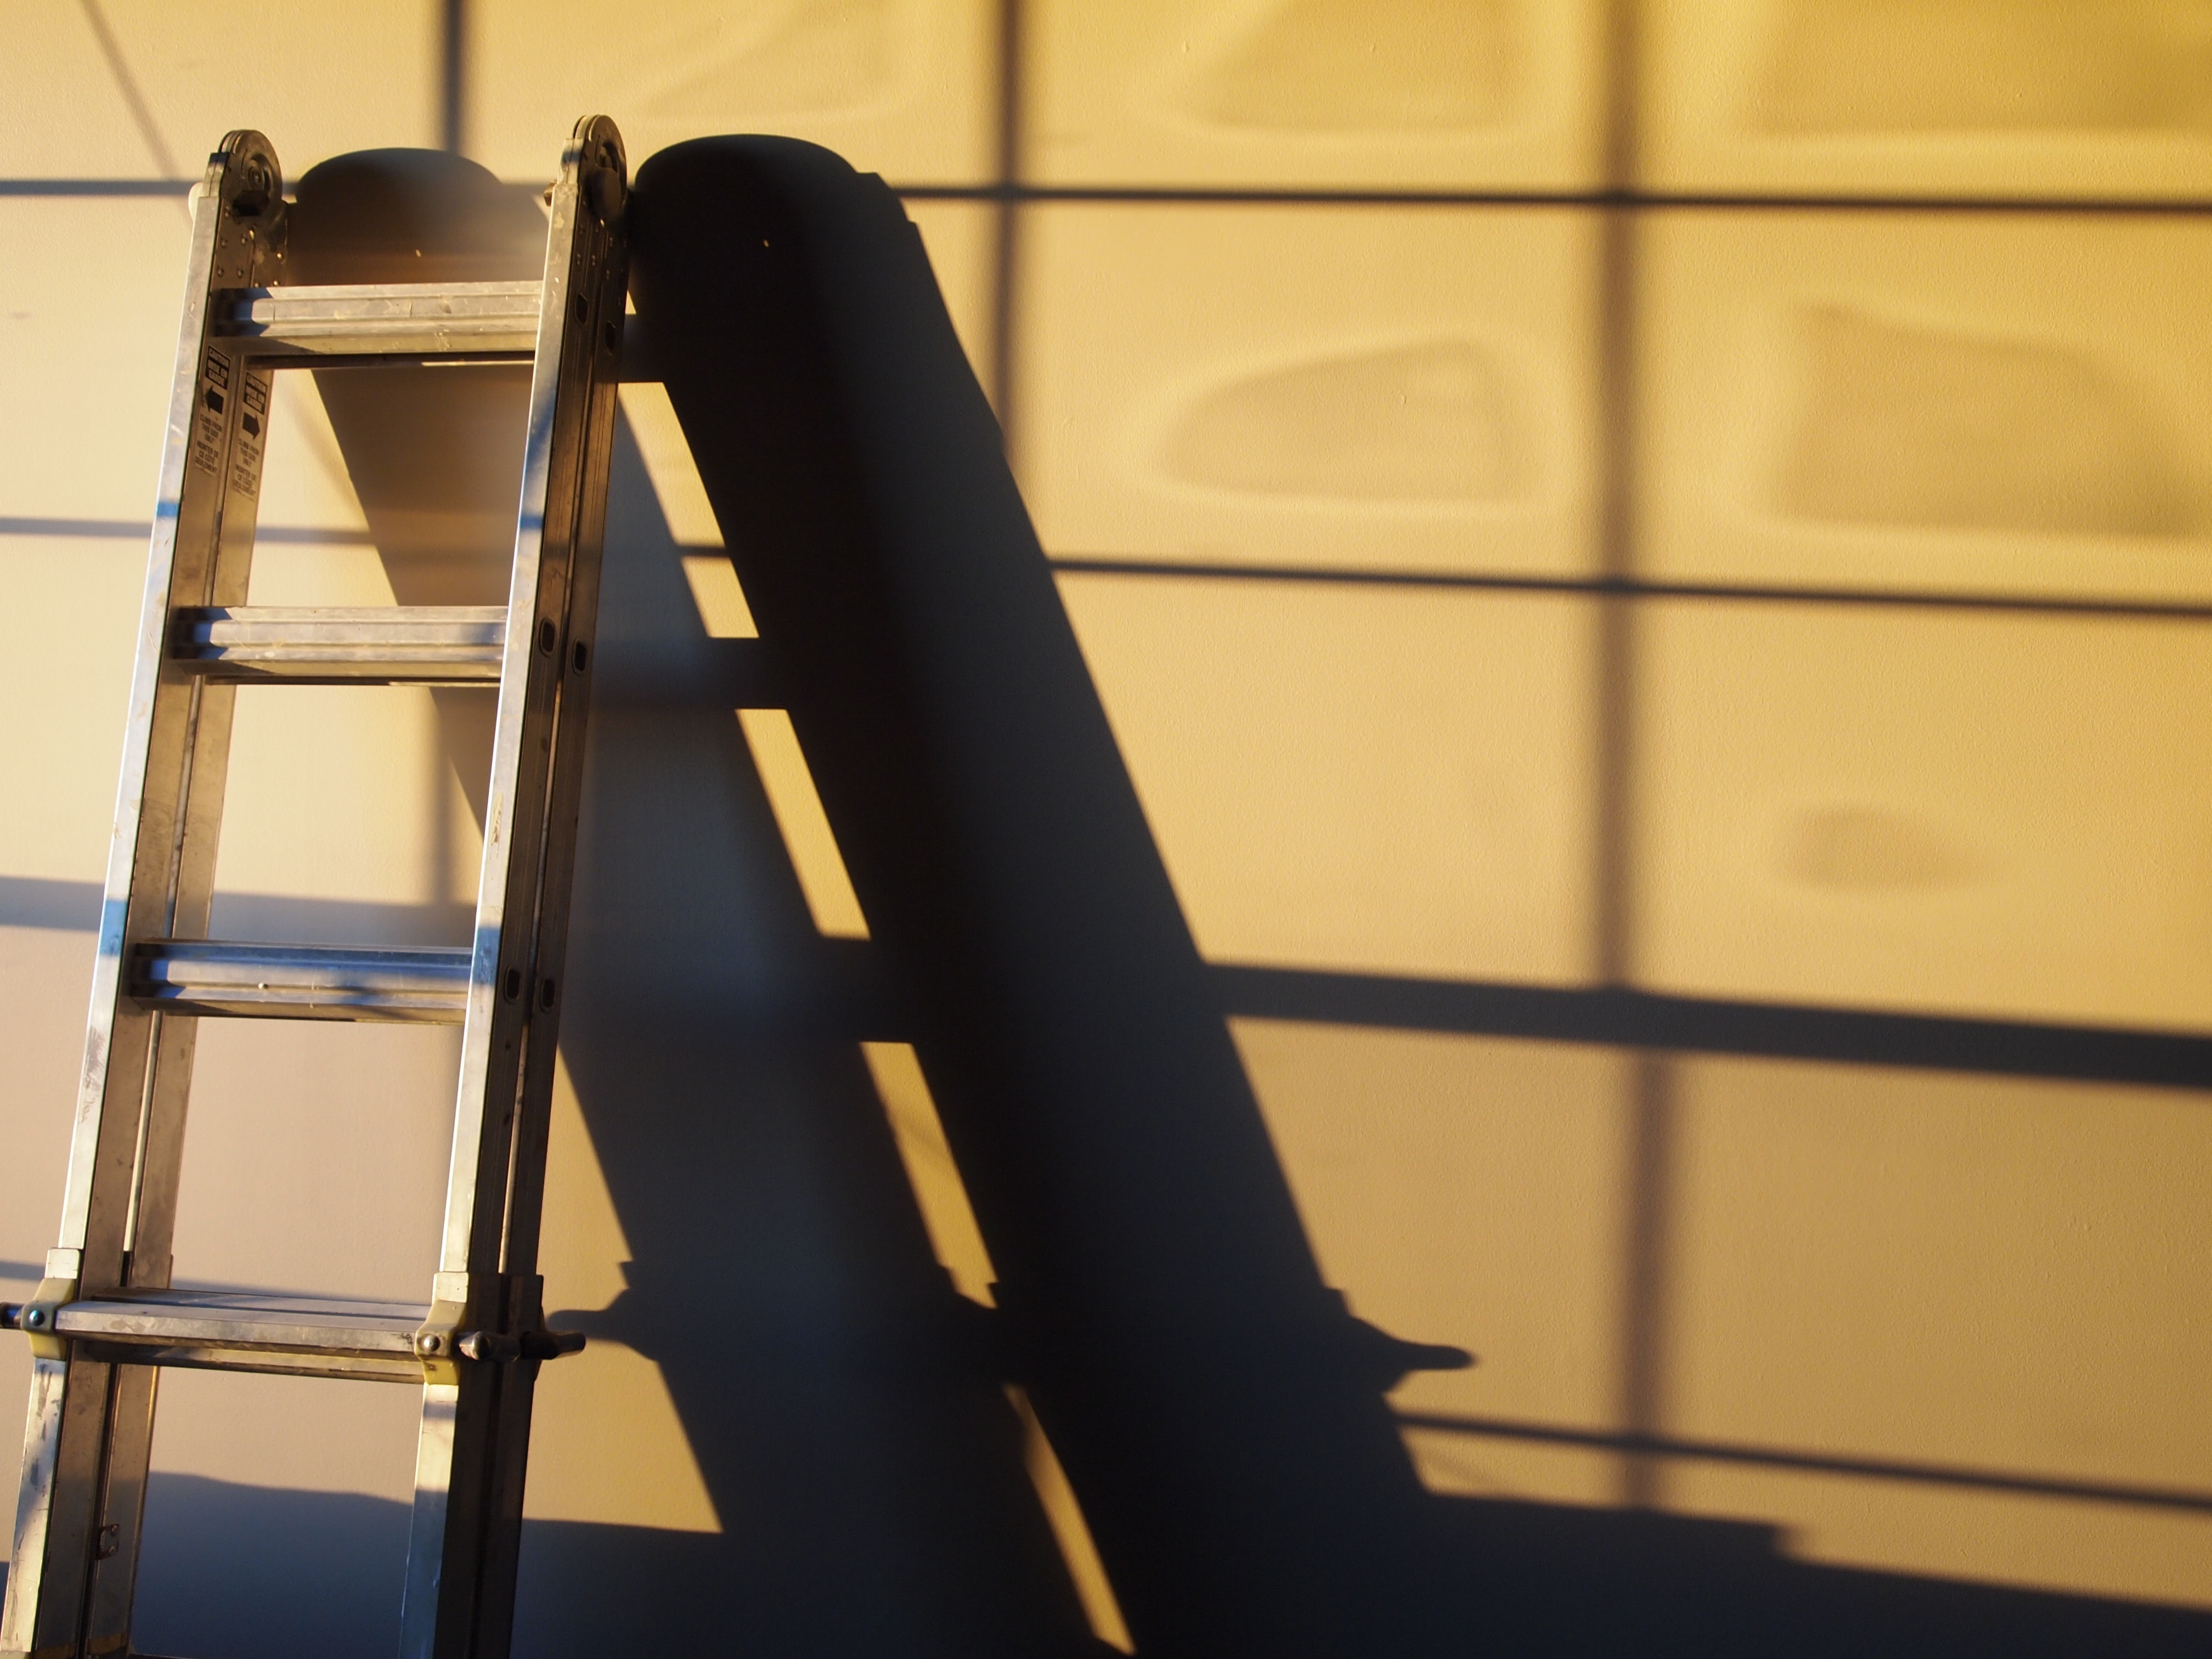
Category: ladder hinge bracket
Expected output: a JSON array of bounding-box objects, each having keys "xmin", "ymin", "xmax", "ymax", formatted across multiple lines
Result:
[
  {"xmin": 412, "ymin": 1271, "xmax": 586, "ymax": 1378},
  {"xmin": 10, "ymin": 1249, "xmax": 83, "ymax": 1361},
  {"xmin": 413, "ymin": 1269, "xmax": 490, "ymax": 1385}
]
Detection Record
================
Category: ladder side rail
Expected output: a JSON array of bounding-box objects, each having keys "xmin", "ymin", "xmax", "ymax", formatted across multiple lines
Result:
[
  {"xmin": 494, "ymin": 285, "xmax": 623, "ymax": 1295},
  {"xmin": 123, "ymin": 337, "xmax": 278, "ymax": 1301},
  {"xmin": 84, "ymin": 151, "xmax": 284, "ymax": 1659},
  {"xmin": 398, "ymin": 256, "xmax": 582, "ymax": 1656},
  {"xmin": 467, "ymin": 162, "xmax": 630, "ymax": 1659},
  {"xmin": 84, "ymin": 332, "xmax": 278, "ymax": 1655},
  {"xmin": 437, "ymin": 160, "xmax": 590, "ymax": 1296},
  {"xmin": 400, "ymin": 116, "xmax": 627, "ymax": 1659},
  {"xmin": 2, "ymin": 130, "xmax": 284, "ymax": 1659}
]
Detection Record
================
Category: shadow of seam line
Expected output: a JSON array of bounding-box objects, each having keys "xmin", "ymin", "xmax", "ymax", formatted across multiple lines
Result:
[
  {"xmin": 19, "ymin": 523, "xmax": 2212, "ymax": 627},
  {"xmin": 1214, "ymin": 966, "xmax": 2212, "ymax": 1091},
  {"xmin": 3, "ymin": 880, "xmax": 2208, "ymax": 1090},
  {"xmin": 1398, "ymin": 1412, "xmax": 2212, "ymax": 1515},
  {"xmin": 1048, "ymin": 558, "xmax": 2212, "ymax": 624},
  {"xmin": 18, "ymin": 179, "xmax": 2212, "ymax": 213}
]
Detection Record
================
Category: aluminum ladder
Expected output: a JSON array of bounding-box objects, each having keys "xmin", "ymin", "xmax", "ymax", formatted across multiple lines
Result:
[{"xmin": 2, "ymin": 116, "xmax": 629, "ymax": 1659}]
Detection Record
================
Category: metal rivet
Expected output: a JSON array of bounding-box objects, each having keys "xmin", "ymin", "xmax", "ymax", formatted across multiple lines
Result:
[
  {"xmin": 419, "ymin": 1333, "xmax": 441, "ymax": 1355},
  {"xmin": 25, "ymin": 1309, "xmax": 45, "ymax": 1329}
]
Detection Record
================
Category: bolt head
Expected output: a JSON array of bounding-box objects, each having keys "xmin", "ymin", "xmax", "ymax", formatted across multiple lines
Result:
[
  {"xmin": 26, "ymin": 1310, "xmax": 46, "ymax": 1328},
  {"xmin": 418, "ymin": 1333, "xmax": 441, "ymax": 1355}
]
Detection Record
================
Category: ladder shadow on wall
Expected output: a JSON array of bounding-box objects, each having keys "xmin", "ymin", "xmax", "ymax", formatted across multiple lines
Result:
[
  {"xmin": 116, "ymin": 143, "xmax": 2212, "ymax": 1659},
  {"xmin": 119, "ymin": 144, "xmax": 1103, "ymax": 1659}
]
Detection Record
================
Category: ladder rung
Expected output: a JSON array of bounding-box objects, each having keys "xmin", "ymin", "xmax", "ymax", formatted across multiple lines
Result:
[
  {"xmin": 215, "ymin": 279, "xmax": 543, "ymax": 360},
  {"xmin": 55, "ymin": 1288, "xmax": 429, "ymax": 1384},
  {"xmin": 172, "ymin": 605, "xmax": 507, "ymax": 682},
  {"xmin": 129, "ymin": 940, "xmax": 470, "ymax": 1023}
]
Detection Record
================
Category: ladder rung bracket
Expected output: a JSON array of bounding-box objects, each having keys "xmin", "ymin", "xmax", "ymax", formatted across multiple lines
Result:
[
  {"xmin": 57, "ymin": 1289, "xmax": 429, "ymax": 1384},
  {"xmin": 215, "ymin": 280, "xmax": 543, "ymax": 360},
  {"xmin": 172, "ymin": 605, "xmax": 507, "ymax": 682},
  {"xmin": 129, "ymin": 940, "xmax": 470, "ymax": 1022}
]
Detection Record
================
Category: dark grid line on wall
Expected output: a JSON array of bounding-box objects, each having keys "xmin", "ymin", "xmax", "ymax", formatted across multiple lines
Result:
[
  {"xmin": 988, "ymin": 0, "xmax": 1026, "ymax": 432},
  {"xmin": 1393, "ymin": 1410, "xmax": 2212, "ymax": 1515},
  {"xmin": 1592, "ymin": 0, "xmax": 1673, "ymax": 1512},
  {"xmin": 16, "ymin": 179, "xmax": 2212, "ymax": 217},
  {"xmin": 1213, "ymin": 967, "xmax": 2212, "ymax": 1093},
  {"xmin": 1045, "ymin": 560, "xmax": 2212, "ymax": 623},
  {"xmin": 10, "ymin": 518, "xmax": 2211, "ymax": 631},
  {"xmin": 962, "ymin": 2, "xmax": 2212, "ymax": 1526},
  {"xmin": 902, "ymin": 183, "xmax": 2212, "ymax": 217},
  {"xmin": 439, "ymin": 0, "xmax": 468, "ymax": 156}
]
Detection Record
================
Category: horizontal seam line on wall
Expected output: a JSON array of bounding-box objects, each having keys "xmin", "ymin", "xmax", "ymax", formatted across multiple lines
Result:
[
  {"xmin": 893, "ymin": 183, "xmax": 2212, "ymax": 216},
  {"xmin": 13, "ymin": 178, "xmax": 2212, "ymax": 216},
  {"xmin": 16, "ymin": 526, "xmax": 2200, "ymax": 621},
  {"xmin": 2, "ymin": 877, "xmax": 2200, "ymax": 1088},
  {"xmin": 1393, "ymin": 1411, "xmax": 2212, "ymax": 1514},
  {"xmin": 1050, "ymin": 558, "xmax": 2212, "ymax": 623},
  {"xmin": 1212, "ymin": 966, "xmax": 2212, "ymax": 1091}
]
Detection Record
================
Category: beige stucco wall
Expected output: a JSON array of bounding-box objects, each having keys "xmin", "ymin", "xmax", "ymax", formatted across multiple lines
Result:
[{"xmin": 2, "ymin": 2, "xmax": 2209, "ymax": 1652}]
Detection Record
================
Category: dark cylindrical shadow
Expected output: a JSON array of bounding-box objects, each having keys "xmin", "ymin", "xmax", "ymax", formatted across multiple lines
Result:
[{"xmin": 630, "ymin": 136, "xmax": 1457, "ymax": 1659}]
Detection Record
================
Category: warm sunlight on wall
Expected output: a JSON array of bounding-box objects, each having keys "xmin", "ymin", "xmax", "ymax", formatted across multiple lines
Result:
[
  {"xmin": 2, "ymin": 0, "xmax": 2209, "ymax": 1647},
  {"xmin": 527, "ymin": 1059, "xmax": 721, "ymax": 1533}
]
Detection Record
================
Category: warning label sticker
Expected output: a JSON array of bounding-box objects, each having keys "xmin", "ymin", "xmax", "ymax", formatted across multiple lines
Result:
[
  {"xmin": 190, "ymin": 354, "xmax": 232, "ymax": 477},
  {"xmin": 230, "ymin": 370, "xmax": 270, "ymax": 497}
]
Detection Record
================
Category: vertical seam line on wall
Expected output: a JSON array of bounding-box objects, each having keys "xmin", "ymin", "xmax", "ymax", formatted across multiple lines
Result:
[
  {"xmin": 1593, "ymin": 0, "xmax": 1678, "ymax": 1511},
  {"xmin": 1619, "ymin": 1053, "xmax": 1675, "ymax": 1508},
  {"xmin": 1592, "ymin": 0, "xmax": 1641, "ymax": 985},
  {"xmin": 439, "ymin": 0, "xmax": 467, "ymax": 156},
  {"xmin": 989, "ymin": 0, "xmax": 1026, "ymax": 451}
]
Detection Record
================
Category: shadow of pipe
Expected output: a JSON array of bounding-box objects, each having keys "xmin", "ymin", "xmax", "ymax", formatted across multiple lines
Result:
[{"xmin": 630, "ymin": 136, "xmax": 1476, "ymax": 1659}]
